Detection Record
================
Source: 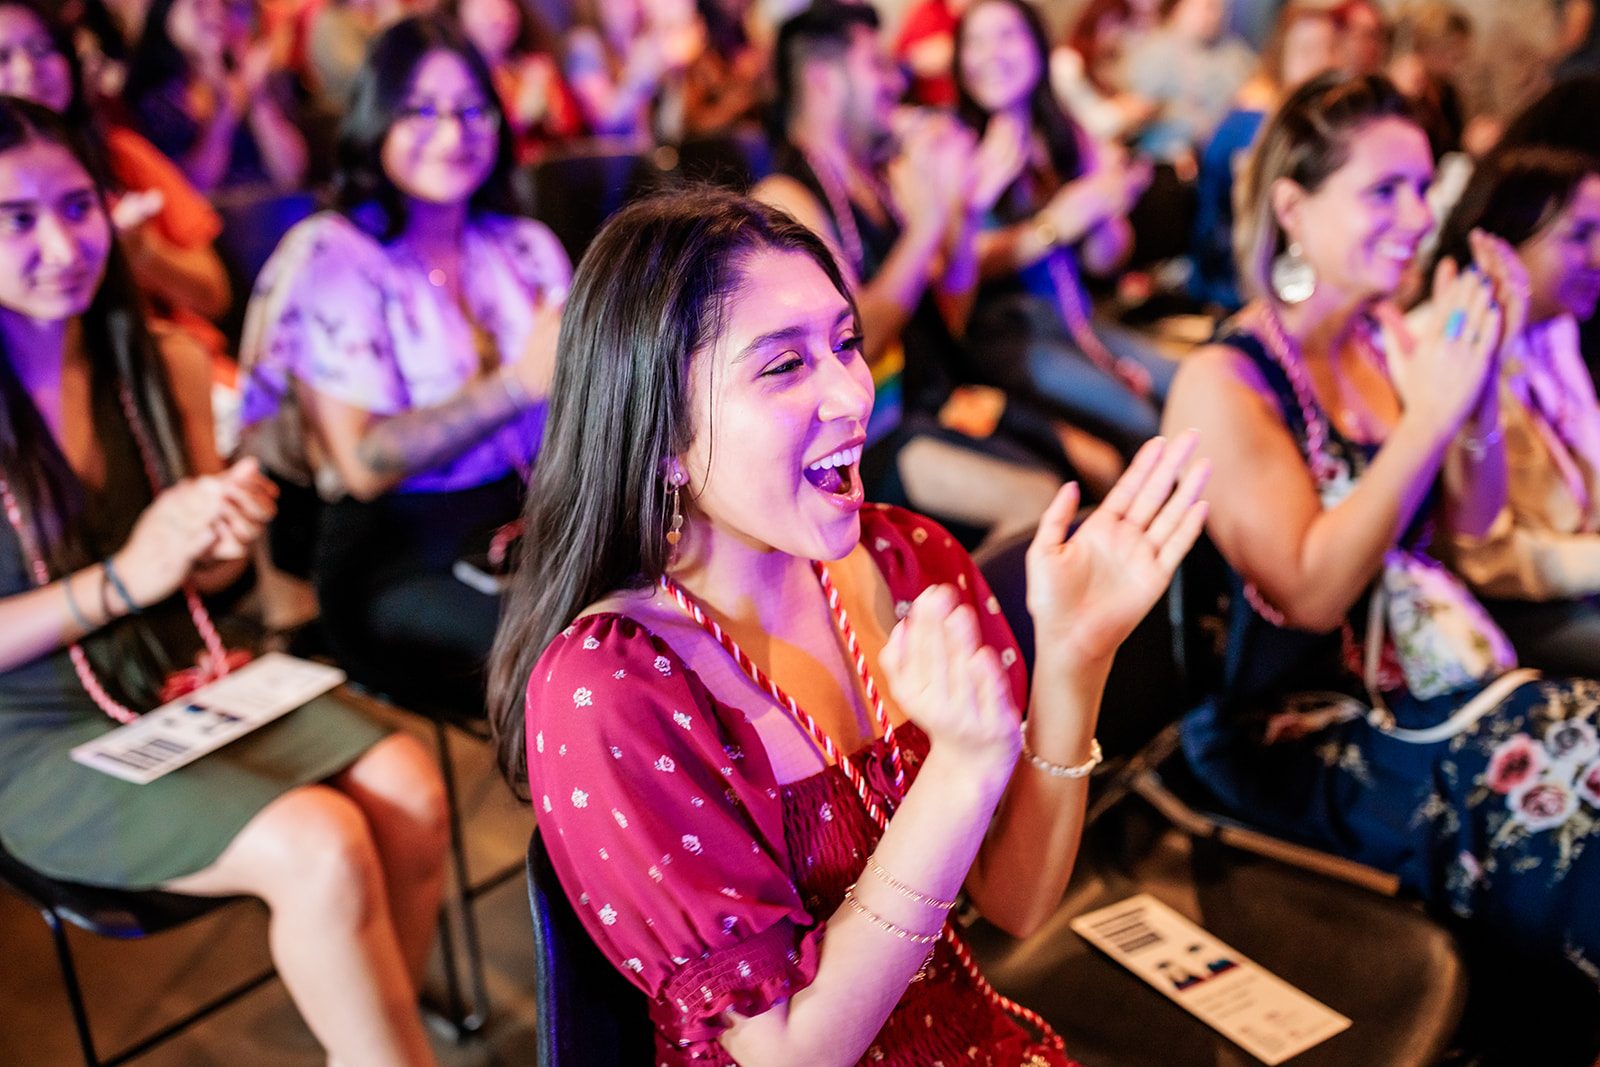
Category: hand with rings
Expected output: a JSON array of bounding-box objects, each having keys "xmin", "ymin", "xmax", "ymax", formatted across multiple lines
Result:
[{"xmin": 1024, "ymin": 431, "xmax": 1210, "ymax": 666}]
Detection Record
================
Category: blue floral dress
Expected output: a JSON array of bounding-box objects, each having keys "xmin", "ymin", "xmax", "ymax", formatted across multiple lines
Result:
[{"xmin": 1181, "ymin": 330, "xmax": 1600, "ymax": 986}]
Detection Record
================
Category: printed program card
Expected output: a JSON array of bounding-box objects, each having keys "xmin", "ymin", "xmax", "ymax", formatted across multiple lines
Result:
[
  {"xmin": 1071, "ymin": 893, "xmax": 1351, "ymax": 1065},
  {"xmin": 71, "ymin": 654, "xmax": 346, "ymax": 785}
]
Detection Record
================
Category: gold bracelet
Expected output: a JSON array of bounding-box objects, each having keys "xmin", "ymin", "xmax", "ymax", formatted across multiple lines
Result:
[
  {"xmin": 1021, "ymin": 734, "xmax": 1103, "ymax": 778},
  {"xmin": 865, "ymin": 857, "xmax": 959, "ymax": 911},
  {"xmin": 842, "ymin": 885, "xmax": 944, "ymax": 944},
  {"xmin": 1033, "ymin": 213, "xmax": 1060, "ymax": 249}
]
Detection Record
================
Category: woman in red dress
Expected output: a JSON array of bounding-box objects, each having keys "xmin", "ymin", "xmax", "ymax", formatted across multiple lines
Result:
[{"xmin": 490, "ymin": 189, "xmax": 1208, "ymax": 1065}]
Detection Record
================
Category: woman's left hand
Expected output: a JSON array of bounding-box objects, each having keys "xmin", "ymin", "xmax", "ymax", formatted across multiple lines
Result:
[{"xmin": 1025, "ymin": 432, "xmax": 1209, "ymax": 665}]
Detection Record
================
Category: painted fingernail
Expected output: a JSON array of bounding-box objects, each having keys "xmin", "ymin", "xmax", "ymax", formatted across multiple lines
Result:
[{"xmin": 1445, "ymin": 308, "xmax": 1467, "ymax": 340}]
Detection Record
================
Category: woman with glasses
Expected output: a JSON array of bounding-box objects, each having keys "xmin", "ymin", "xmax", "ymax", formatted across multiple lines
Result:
[{"xmin": 238, "ymin": 14, "xmax": 570, "ymax": 720}]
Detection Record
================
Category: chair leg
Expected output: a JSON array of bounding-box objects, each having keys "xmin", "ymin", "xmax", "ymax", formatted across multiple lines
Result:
[
  {"xmin": 41, "ymin": 906, "xmax": 102, "ymax": 1067},
  {"xmin": 433, "ymin": 718, "xmax": 490, "ymax": 1037}
]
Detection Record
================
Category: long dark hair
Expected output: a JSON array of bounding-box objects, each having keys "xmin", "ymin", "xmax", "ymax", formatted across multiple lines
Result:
[
  {"xmin": 335, "ymin": 14, "xmax": 519, "ymax": 242},
  {"xmin": 954, "ymin": 0, "xmax": 1084, "ymax": 222},
  {"xmin": 488, "ymin": 189, "xmax": 854, "ymax": 793},
  {"xmin": 0, "ymin": 98, "xmax": 186, "ymax": 580},
  {"xmin": 0, "ymin": 0, "xmax": 96, "ymax": 132},
  {"xmin": 1434, "ymin": 145, "xmax": 1600, "ymax": 273},
  {"xmin": 124, "ymin": 0, "xmax": 191, "ymax": 106}
]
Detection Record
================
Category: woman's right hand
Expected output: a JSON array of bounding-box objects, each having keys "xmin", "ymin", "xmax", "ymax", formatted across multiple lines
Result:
[
  {"xmin": 879, "ymin": 585, "xmax": 1022, "ymax": 789},
  {"xmin": 506, "ymin": 301, "xmax": 564, "ymax": 402},
  {"xmin": 1377, "ymin": 255, "xmax": 1502, "ymax": 439},
  {"xmin": 112, "ymin": 477, "xmax": 232, "ymax": 607}
]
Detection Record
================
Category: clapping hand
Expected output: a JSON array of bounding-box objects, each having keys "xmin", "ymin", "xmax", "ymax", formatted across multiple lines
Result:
[{"xmin": 1026, "ymin": 432, "xmax": 1209, "ymax": 665}]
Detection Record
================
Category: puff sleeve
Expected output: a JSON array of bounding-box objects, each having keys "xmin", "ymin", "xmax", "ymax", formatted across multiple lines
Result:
[{"xmin": 526, "ymin": 614, "xmax": 823, "ymax": 1048}]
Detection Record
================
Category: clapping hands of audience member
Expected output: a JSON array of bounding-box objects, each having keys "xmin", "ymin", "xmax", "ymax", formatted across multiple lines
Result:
[
  {"xmin": 503, "ymin": 301, "xmax": 564, "ymax": 404},
  {"xmin": 114, "ymin": 458, "xmax": 278, "ymax": 607},
  {"xmin": 969, "ymin": 111, "xmax": 1028, "ymax": 216},
  {"xmin": 889, "ymin": 113, "xmax": 977, "ymax": 239},
  {"xmin": 1041, "ymin": 143, "xmax": 1152, "ymax": 247},
  {"xmin": 1375, "ymin": 237, "xmax": 1506, "ymax": 440},
  {"xmin": 880, "ymin": 583, "xmax": 1023, "ymax": 792},
  {"xmin": 1025, "ymin": 431, "xmax": 1208, "ymax": 666}
]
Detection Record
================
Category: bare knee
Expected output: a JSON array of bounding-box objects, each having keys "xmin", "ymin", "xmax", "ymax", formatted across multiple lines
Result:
[
  {"xmin": 342, "ymin": 735, "xmax": 451, "ymax": 877},
  {"xmin": 242, "ymin": 787, "xmax": 385, "ymax": 926}
]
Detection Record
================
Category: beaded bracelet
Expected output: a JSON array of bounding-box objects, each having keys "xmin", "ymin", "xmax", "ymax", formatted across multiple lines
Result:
[
  {"xmin": 842, "ymin": 885, "xmax": 944, "ymax": 944},
  {"xmin": 102, "ymin": 556, "xmax": 142, "ymax": 616},
  {"xmin": 1021, "ymin": 735, "xmax": 1103, "ymax": 779},
  {"xmin": 865, "ymin": 858, "xmax": 958, "ymax": 911}
]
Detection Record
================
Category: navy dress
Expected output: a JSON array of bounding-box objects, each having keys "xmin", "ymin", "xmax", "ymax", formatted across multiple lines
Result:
[{"xmin": 1182, "ymin": 329, "xmax": 1600, "ymax": 985}]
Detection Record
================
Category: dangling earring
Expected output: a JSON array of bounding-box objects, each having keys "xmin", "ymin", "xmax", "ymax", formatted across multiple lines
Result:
[
  {"xmin": 1271, "ymin": 241, "xmax": 1317, "ymax": 305},
  {"xmin": 665, "ymin": 477, "xmax": 684, "ymax": 554}
]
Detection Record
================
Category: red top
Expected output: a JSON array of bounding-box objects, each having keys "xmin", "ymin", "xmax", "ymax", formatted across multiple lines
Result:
[
  {"xmin": 894, "ymin": 0, "xmax": 960, "ymax": 108},
  {"xmin": 525, "ymin": 504, "xmax": 1077, "ymax": 1064}
]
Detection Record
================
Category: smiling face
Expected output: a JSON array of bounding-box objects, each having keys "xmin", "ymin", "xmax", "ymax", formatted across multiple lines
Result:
[
  {"xmin": 1277, "ymin": 116, "xmax": 1434, "ymax": 303},
  {"xmin": 681, "ymin": 246, "xmax": 872, "ymax": 562},
  {"xmin": 959, "ymin": 0, "xmax": 1042, "ymax": 115},
  {"xmin": 0, "ymin": 137, "xmax": 111, "ymax": 324},
  {"xmin": 166, "ymin": 0, "xmax": 229, "ymax": 67},
  {"xmin": 0, "ymin": 6, "xmax": 72, "ymax": 115},
  {"xmin": 380, "ymin": 48, "xmax": 499, "ymax": 207},
  {"xmin": 1278, "ymin": 14, "xmax": 1338, "ymax": 91},
  {"xmin": 1520, "ymin": 174, "xmax": 1600, "ymax": 325}
]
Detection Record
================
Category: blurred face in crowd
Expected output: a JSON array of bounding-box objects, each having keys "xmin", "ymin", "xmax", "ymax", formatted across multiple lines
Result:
[
  {"xmin": 596, "ymin": 0, "xmax": 643, "ymax": 44},
  {"xmin": 167, "ymin": 0, "xmax": 230, "ymax": 66},
  {"xmin": 1520, "ymin": 175, "xmax": 1600, "ymax": 325},
  {"xmin": 0, "ymin": 6, "xmax": 72, "ymax": 115},
  {"xmin": 834, "ymin": 25, "xmax": 900, "ymax": 157},
  {"xmin": 1275, "ymin": 117, "xmax": 1433, "ymax": 303},
  {"xmin": 0, "ymin": 138, "xmax": 111, "ymax": 324},
  {"xmin": 1340, "ymin": 1, "xmax": 1387, "ymax": 75},
  {"xmin": 681, "ymin": 246, "xmax": 871, "ymax": 563},
  {"xmin": 1169, "ymin": 0, "xmax": 1225, "ymax": 43},
  {"xmin": 959, "ymin": 1, "xmax": 1042, "ymax": 116},
  {"xmin": 382, "ymin": 48, "xmax": 499, "ymax": 207},
  {"xmin": 458, "ymin": 0, "xmax": 521, "ymax": 64},
  {"xmin": 1278, "ymin": 13, "xmax": 1339, "ymax": 91}
]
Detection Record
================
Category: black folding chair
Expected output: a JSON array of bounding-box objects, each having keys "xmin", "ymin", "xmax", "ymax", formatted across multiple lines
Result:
[
  {"xmin": 0, "ymin": 843, "xmax": 274, "ymax": 1067},
  {"xmin": 525, "ymin": 828, "xmax": 653, "ymax": 1067}
]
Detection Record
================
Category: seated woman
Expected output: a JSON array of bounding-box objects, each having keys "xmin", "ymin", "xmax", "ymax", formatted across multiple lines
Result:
[
  {"xmin": 0, "ymin": 0, "xmax": 232, "ymax": 358},
  {"xmin": 1189, "ymin": 1, "xmax": 1339, "ymax": 312},
  {"xmin": 446, "ymin": 0, "xmax": 582, "ymax": 164},
  {"xmin": 1431, "ymin": 147, "xmax": 1600, "ymax": 678},
  {"xmin": 124, "ymin": 0, "xmax": 309, "ymax": 195},
  {"xmin": 488, "ymin": 188, "xmax": 1208, "ymax": 1066},
  {"xmin": 1164, "ymin": 72, "xmax": 1600, "ymax": 987},
  {"xmin": 239, "ymin": 14, "xmax": 569, "ymax": 718},
  {"xmin": 0, "ymin": 97, "xmax": 448, "ymax": 1067},
  {"xmin": 956, "ymin": 0, "xmax": 1173, "ymax": 460}
]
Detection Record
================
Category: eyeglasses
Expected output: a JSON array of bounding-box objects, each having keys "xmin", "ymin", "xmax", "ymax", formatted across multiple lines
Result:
[{"xmin": 395, "ymin": 101, "xmax": 500, "ymax": 137}]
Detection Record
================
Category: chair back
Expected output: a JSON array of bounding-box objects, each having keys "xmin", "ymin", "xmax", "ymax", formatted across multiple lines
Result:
[
  {"xmin": 526, "ymin": 828, "xmax": 654, "ymax": 1067},
  {"xmin": 521, "ymin": 151, "xmax": 650, "ymax": 265}
]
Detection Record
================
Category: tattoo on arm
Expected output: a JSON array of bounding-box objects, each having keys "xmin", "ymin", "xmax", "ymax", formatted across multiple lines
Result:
[{"xmin": 355, "ymin": 377, "xmax": 518, "ymax": 478}]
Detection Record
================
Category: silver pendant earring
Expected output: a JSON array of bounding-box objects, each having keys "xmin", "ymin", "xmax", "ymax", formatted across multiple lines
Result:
[{"xmin": 1270, "ymin": 241, "xmax": 1317, "ymax": 306}]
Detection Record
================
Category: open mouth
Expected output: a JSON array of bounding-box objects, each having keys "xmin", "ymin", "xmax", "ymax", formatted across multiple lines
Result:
[{"xmin": 802, "ymin": 444, "xmax": 864, "ymax": 498}]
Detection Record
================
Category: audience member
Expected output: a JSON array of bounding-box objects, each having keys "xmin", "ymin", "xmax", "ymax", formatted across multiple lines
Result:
[
  {"xmin": 238, "ymin": 15, "xmax": 569, "ymax": 718},
  {"xmin": 1165, "ymin": 72, "xmax": 1600, "ymax": 988},
  {"xmin": 0, "ymin": 0, "xmax": 232, "ymax": 356},
  {"xmin": 894, "ymin": 0, "xmax": 968, "ymax": 107},
  {"xmin": 0, "ymin": 95, "xmax": 448, "ymax": 1067},
  {"xmin": 487, "ymin": 187, "xmax": 1209, "ymax": 1066},
  {"xmin": 755, "ymin": 2, "xmax": 1076, "ymax": 547},
  {"xmin": 563, "ymin": 0, "xmax": 680, "ymax": 145},
  {"xmin": 1124, "ymin": 0, "xmax": 1256, "ymax": 177},
  {"xmin": 1063, "ymin": 0, "xmax": 1161, "ymax": 100},
  {"xmin": 957, "ymin": 0, "xmax": 1171, "ymax": 461},
  {"xmin": 1388, "ymin": 0, "xmax": 1475, "ymax": 159},
  {"xmin": 1050, "ymin": 0, "xmax": 1158, "ymax": 144},
  {"xmin": 678, "ymin": 0, "xmax": 767, "ymax": 139},
  {"xmin": 1333, "ymin": 0, "xmax": 1390, "ymax": 76},
  {"xmin": 1190, "ymin": 1, "xmax": 1340, "ymax": 311},
  {"xmin": 124, "ymin": 0, "xmax": 309, "ymax": 194},
  {"xmin": 447, "ymin": 0, "xmax": 580, "ymax": 161},
  {"xmin": 307, "ymin": 0, "xmax": 409, "ymax": 116},
  {"xmin": 1432, "ymin": 147, "xmax": 1600, "ymax": 677}
]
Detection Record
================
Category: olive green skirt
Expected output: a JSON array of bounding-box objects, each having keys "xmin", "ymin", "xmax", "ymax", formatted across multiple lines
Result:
[{"xmin": 0, "ymin": 689, "xmax": 389, "ymax": 889}]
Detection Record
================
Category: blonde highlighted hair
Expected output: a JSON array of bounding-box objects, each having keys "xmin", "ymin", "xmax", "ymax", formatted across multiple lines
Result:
[{"xmin": 1233, "ymin": 72, "xmax": 1418, "ymax": 302}]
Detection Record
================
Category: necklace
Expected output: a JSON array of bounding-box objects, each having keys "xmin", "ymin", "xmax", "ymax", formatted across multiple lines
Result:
[
  {"xmin": 0, "ymin": 383, "xmax": 234, "ymax": 724},
  {"xmin": 659, "ymin": 564, "xmax": 1064, "ymax": 1051}
]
